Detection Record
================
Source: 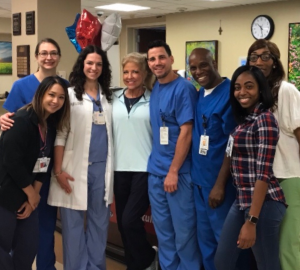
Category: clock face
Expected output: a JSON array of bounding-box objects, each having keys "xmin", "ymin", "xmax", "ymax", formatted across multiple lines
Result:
[{"xmin": 251, "ymin": 15, "xmax": 274, "ymax": 40}]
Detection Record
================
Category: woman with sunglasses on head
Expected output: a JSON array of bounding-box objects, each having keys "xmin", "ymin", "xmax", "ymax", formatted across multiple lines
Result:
[
  {"xmin": 47, "ymin": 45, "xmax": 113, "ymax": 270},
  {"xmin": 0, "ymin": 76, "xmax": 70, "ymax": 270},
  {"xmin": 247, "ymin": 39, "xmax": 300, "ymax": 270},
  {"xmin": 214, "ymin": 65, "xmax": 286, "ymax": 270},
  {"xmin": 0, "ymin": 38, "xmax": 68, "ymax": 270}
]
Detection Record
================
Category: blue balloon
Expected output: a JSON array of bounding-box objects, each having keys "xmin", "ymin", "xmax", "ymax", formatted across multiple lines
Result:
[{"xmin": 65, "ymin": 13, "xmax": 82, "ymax": 53}]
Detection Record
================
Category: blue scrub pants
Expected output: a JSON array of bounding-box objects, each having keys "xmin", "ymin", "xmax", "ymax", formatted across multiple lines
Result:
[
  {"xmin": 215, "ymin": 200, "xmax": 286, "ymax": 270},
  {"xmin": 193, "ymin": 183, "xmax": 236, "ymax": 270},
  {"xmin": 148, "ymin": 173, "xmax": 201, "ymax": 270},
  {"xmin": 36, "ymin": 179, "xmax": 57, "ymax": 270},
  {"xmin": 60, "ymin": 161, "xmax": 110, "ymax": 270}
]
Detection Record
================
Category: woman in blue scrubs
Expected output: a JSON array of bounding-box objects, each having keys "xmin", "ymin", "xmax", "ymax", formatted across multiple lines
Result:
[
  {"xmin": 48, "ymin": 45, "xmax": 114, "ymax": 270},
  {"xmin": 0, "ymin": 38, "xmax": 67, "ymax": 270},
  {"xmin": 0, "ymin": 76, "xmax": 70, "ymax": 270}
]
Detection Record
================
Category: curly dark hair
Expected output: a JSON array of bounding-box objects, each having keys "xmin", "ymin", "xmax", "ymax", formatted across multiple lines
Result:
[
  {"xmin": 69, "ymin": 45, "xmax": 112, "ymax": 102},
  {"xmin": 246, "ymin": 39, "xmax": 285, "ymax": 111}
]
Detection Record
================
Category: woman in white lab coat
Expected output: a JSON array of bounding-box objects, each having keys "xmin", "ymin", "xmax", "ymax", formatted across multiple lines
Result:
[{"xmin": 48, "ymin": 45, "xmax": 113, "ymax": 270}]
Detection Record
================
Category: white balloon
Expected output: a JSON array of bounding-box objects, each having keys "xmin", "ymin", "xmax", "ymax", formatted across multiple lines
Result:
[{"xmin": 101, "ymin": 13, "xmax": 122, "ymax": 52}]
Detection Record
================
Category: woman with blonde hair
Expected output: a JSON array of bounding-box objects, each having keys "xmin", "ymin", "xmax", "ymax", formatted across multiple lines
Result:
[{"xmin": 112, "ymin": 52, "xmax": 157, "ymax": 270}]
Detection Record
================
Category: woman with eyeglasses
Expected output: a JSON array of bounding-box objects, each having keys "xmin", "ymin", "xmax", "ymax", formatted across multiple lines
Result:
[
  {"xmin": 0, "ymin": 38, "xmax": 68, "ymax": 270},
  {"xmin": 247, "ymin": 39, "xmax": 300, "ymax": 270}
]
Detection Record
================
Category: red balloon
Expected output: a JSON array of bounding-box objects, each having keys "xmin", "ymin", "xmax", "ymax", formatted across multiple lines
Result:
[{"xmin": 76, "ymin": 9, "xmax": 102, "ymax": 49}]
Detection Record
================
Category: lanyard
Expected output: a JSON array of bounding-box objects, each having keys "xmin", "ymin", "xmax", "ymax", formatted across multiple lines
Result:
[
  {"xmin": 95, "ymin": 100, "xmax": 103, "ymax": 112},
  {"xmin": 38, "ymin": 124, "xmax": 47, "ymax": 152},
  {"xmin": 202, "ymin": 115, "xmax": 207, "ymax": 135}
]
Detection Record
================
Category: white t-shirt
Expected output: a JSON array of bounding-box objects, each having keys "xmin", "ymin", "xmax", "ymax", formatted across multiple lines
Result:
[{"xmin": 273, "ymin": 81, "xmax": 300, "ymax": 178}]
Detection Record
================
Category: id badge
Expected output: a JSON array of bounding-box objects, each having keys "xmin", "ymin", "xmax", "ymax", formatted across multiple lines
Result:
[
  {"xmin": 93, "ymin": 111, "xmax": 105, "ymax": 125},
  {"xmin": 33, "ymin": 157, "xmax": 50, "ymax": 173},
  {"xmin": 225, "ymin": 135, "xmax": 234, "ymax": 157},
  {"xmin": 199, "ymin": 135, "xmax": 209, "ymax": 155},
  {"xmin": 160, "ymin": 127, "xmax": 169, "ymax": 145}
]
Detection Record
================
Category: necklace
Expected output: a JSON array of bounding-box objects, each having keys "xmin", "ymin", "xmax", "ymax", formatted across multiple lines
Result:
[
  {"xmin": 127, "ymin": 96, "xmax": 140, "ymax": 108},
  {"xmin": 125, "ymin": 88, "xmax": 144, "ymax": 109}
]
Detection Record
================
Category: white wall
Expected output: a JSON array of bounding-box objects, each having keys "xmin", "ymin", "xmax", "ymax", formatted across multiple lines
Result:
[
  {"xmin": 166, "ymin": 1, "xmax": 300, "ymax": 79},
  {"xmin": 118, "ymin": 1, "xmax": 300, "ymax": 83},
  {"xmin": 107, "ymin": 44, "xmax": 120, "ymax": 87}
]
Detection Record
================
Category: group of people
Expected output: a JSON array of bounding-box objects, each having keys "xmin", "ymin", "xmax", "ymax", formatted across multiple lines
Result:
[
  {"xmin": 187, "ymin": 39, "xmax": 299, "ymax": 270},
  {"xmin": 0, "ymin": 36, "xmax": 298, "ymax": 270}
]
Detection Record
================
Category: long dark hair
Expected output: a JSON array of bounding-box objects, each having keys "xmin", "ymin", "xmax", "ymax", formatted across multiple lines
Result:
[
  {"xmin": 69, "ymin": 45, "xmax": 112, "ymax": 102},
  {"xmin": 230, "ymin": 66, "xmax": 274, "ymax": 124},
  {"xmin": 24, "ymin": 76, "xmax": 70, "ymax": 131},
  {"xmin": 246, "ymin": 39, "xmax": 285, "ymax": 111}
]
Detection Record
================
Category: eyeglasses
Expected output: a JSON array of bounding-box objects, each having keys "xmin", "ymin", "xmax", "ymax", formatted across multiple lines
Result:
[
  {"xmin": 38, "ymin": 52, "xmax": 60, "ymax": 58},
  {"xmin": 248, "ymin": 53, "xmax": 273, "ymax": 62}
]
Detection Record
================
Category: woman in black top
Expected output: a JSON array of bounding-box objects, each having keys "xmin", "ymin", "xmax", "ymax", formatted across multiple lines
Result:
[{"xmin": 0, "ymin": 76, "xmax": 70, "ymax": 270}]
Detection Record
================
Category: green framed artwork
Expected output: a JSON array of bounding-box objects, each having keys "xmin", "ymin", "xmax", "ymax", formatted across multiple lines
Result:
[
  {"xmin": 288, "ymin": 23, "xmax": 300, "ymax": 90},
  {"xmin": 0, "ymin": 41, "xmax": 12, "ymax": 75},
  {"xmin": 185, "ymin": 40, "xmax": 218, "ymax": 89}
]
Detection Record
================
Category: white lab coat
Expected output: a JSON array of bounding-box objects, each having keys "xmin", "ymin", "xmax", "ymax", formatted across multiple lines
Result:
[{"xmin": 48, "ymin": 86, "xmax": 114, "ymax": 210}]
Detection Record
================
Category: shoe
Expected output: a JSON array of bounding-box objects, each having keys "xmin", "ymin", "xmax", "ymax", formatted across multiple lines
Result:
[{"xmin": 145, "ymin": 246, "xmax": 158, "ymax": 270}]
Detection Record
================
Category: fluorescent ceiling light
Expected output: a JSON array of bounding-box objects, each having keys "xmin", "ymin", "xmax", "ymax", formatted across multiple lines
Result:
[{"xmin": 95, "ymin": 3, "xmax": 150, "ymax": 12}]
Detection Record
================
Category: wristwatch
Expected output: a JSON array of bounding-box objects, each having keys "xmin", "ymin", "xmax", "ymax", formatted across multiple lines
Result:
[{"xmin": 247, "ymin": 215, "xmax": 259, "ymax": 225}]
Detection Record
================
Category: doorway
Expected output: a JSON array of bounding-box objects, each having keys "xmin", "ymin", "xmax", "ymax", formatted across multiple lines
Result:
[{"xmin": 136, "ymin": 27, "xmax": 166, "ymax": 53}]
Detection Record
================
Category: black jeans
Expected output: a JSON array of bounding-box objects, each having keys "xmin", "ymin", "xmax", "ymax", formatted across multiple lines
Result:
[
  {"xmin": 114, "ymin": 171, "xmax": 155, "ymax": 270},
  {"xmin": 0, "ymin": 205, "xmax": 39, "ymax": 270}
]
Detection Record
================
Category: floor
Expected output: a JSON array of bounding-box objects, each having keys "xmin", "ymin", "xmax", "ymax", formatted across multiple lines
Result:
[{"xmin": 32, "ymin": 231, "xmax": 126, "ymax": 270}]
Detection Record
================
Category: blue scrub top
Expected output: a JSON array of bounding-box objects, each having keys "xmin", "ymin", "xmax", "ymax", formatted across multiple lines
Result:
[
  {"xmin": 87, "ymin": 92, "xmax": 108, "ymax": 163},
  {"xmin": 4, "ymin": 74, "xmax": 40, "ymax": 112},
  {"xmin": 147, "ymin": 76, "xmax": 198, "ymax": 176},
  {"xmin": 191, "ymin": 78, "xmax": 236, "ymax": 187},
  {"xmin": 4, "ymin": 74, "xmax": 69, "ymax": 112}
]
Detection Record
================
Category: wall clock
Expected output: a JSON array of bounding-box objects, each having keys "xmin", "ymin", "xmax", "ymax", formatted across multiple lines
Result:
[{"xmin": 251, "ymin": 15, "xmax": 274, "ymax": 40}]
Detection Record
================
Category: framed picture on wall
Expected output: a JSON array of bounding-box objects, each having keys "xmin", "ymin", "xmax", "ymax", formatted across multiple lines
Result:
[
  {"xmin": 288, "ymin": 23, "xmax": 300, "ymax": 90},
  {"xmin": 185, "ymin": 40, "xmax": 218, "ymax": 89},
  {"xmin": 0, "ymin": 41, "xmax": 12, "ymax": 75}
]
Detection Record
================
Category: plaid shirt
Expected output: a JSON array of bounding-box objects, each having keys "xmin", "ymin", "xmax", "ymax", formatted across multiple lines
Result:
[{"xmin": 231, "ymin": 103, "xmax": 286, "ymax": 210}]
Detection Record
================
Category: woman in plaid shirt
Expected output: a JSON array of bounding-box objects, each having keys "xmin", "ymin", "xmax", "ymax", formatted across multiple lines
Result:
[
  {"xmin": 214, "ymin": 65, "xmax": 286, "ymax": 270},
  {"xmin": 247, "ymin": 39, "xmax": 300, "ymax": 270}
]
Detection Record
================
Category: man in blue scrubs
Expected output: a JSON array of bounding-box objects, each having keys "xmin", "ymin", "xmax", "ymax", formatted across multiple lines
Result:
[
  {"xmin": 189, "ymin": 48, "xmax": 238, "ymax": 270},
  {"xmin": 146, "ymin": 40, "xmax": 201, "ymax": 270}
]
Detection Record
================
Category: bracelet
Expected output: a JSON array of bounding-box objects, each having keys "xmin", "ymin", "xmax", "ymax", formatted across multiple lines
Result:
[{"xmin": 54, "ymin": 171, "xmax": 63, "ymax": 177}]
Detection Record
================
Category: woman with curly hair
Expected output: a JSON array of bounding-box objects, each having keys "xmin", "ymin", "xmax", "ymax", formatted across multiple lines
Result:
[
  {"xmin": 48, "ymin": 45, "xmax": 114, "ymax": 270},
  {"xmin": 247, "ymin": 39, "xmax": 300, "ymax": 270}
]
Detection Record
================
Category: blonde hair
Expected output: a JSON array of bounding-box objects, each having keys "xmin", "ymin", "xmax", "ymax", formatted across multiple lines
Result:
[{"xmin": 122, "ymin": 52, "xmax": 155, "ymax": 90}]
